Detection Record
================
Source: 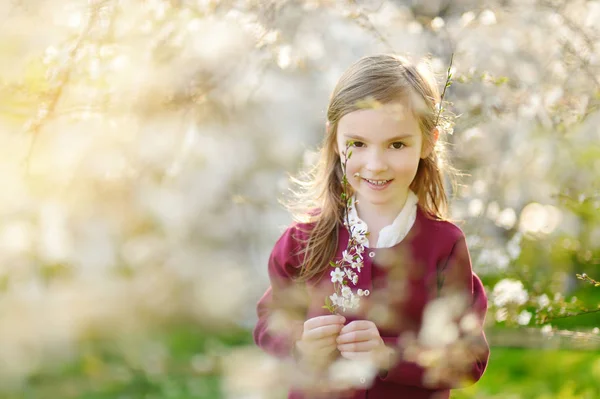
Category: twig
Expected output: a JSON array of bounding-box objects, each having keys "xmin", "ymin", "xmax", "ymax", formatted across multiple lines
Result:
[
  {"xmin": 434, "ymin": 53, "xmax": 454, "ymax": 128},
  {"xmin": 345, "ymin": 0, "xmax": 395, "ymax": 52},
  {"xmin": 543, "ymin": 308, "xmax": 600, "ymax": 323}
]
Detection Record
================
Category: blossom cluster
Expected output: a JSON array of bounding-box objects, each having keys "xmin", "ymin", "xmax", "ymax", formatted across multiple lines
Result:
[{"xmin": 325, "ymin": 199, "xmax": 370, "ymax": 313}]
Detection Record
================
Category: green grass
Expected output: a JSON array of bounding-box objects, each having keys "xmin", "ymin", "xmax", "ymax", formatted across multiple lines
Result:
[{"xmin": 453, "ymin": 347, "xmax": 600, "ymax": 399}]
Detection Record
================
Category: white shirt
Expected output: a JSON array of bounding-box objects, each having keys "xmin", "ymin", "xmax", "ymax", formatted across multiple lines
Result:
[{"xmin": 347, "ymin": 190, "xmax": 419, "ymax": 248}]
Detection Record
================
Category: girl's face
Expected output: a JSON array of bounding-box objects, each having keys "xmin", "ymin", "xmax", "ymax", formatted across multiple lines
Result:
[{"xmin": 336, "ymin": 102, "xmax": 426, "ymax": 212}]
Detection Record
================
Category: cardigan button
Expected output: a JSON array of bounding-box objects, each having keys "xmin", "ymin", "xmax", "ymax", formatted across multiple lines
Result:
[{"xmin": 368, "ymin": 251, "xmax": 375, "ymax": 258}]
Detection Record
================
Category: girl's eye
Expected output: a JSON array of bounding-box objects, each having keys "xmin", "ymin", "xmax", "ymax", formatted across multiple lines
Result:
[
  {"xmin": 390, "ymin": 142, "xmax": 405, "ymax": 149},
  {"xmin": 349, "ymin": 141, "xmax": 365, "ymax": 148}
]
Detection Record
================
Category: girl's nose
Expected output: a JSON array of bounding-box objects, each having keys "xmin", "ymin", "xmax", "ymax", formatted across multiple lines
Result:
[{"xmin": 365, "ymin": 150, "xmax": 388, "ymax": 172}]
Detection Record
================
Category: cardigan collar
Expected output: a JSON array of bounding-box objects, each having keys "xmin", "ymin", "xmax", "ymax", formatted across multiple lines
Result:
[{"xmin": 347, "ymin": 190, "xmax": 419, "ymax": 249}]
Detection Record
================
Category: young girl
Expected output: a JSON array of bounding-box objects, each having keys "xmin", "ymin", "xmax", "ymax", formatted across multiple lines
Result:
[{"xmin": 254, "ymin": 54, "xmax": 490, "ymax": 399}]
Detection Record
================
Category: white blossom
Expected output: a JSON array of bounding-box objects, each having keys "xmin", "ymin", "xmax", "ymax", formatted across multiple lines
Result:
[
  {"xmin": 341, "ymin": 286, "xmax": 352, "ymax": 298},
  {"xmin": 351, "ymin": 260, "xmax": 364, "ymax": 271},
  {"xmin": 330, "ymin": 293, "xmax": 343, "ymax": 307},
  {"xmin": 342, "ymin": 250, "xmax": 353, "ymax": 264},
  {"xmin": 495, "ymin": 308, "xmax": 508, "ymax": 322},
  {"xmin": 541, "ymin": 325, "xmax": 553, "ymax": 336},
  {"xmin": 355, "ymin": 233, "xmax": 369, "ymax": 246},
  {"xmin": 459, "ymin": 313, "xmax": 480, "ymax": 334},
  {"xmin": 492, "ymin": 279, "xmax": 529, "ymax": 307},
  {"xmin": 537, "ymin": 293, "xmax": 550, "ymax": 308},
  {"xmin": 517, "ymin": 310, "xmax": 532, "ymax": 325},
  {"xmin": 330, "ymin": 267, "xmax": 345, "ymax": 284}
]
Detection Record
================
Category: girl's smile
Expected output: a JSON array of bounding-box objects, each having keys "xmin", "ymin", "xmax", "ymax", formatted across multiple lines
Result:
[{"xmin": 362, "ymin": 177, "xmax": 394, "ymax": 190}]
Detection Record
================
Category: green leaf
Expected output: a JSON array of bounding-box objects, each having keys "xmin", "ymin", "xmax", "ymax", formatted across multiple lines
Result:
[
  {"xmin": 348, "ymin": 150, "xmax": 352, "ymax": 159},
  {"xmin": 329, "ymin": 261, "xmax": 337, "ymax": 268}
]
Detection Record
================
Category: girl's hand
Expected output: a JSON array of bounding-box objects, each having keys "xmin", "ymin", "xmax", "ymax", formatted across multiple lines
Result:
[
  {"xmin": 295, "ymin": 315, "xmax": 346, "ymax": 368},
  {"xmin": 336, "ymin": 320, "xmax": 393, "ymax": 369}
]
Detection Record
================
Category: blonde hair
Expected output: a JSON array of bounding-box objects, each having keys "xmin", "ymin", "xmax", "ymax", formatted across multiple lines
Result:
[{"xmin": 286, "ymin": 54, "xmax": 457, "ymax": 282}]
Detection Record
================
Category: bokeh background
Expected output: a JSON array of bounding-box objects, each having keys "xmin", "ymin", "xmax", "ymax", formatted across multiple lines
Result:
[{"xmin": 0, "ymin": 0, "xmax": 599, "ymax": 398}]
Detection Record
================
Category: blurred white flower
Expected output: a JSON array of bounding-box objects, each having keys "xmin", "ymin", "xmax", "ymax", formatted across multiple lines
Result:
[
  {"xmin": 277, "ymin": 45, "xmax": 292, "ymax": 69},
  {"xmin": 537, "ymin": 294, "xmax": 550, "ymax": 308},
  {"xmin": 541, "ymin": 325, "xmax": 553, "ymax": 336},
  {"xmin": 461, "ymin": 11, "xmax": 476, "ymax": 27},
  {"xmin": 468, "ymin": 198, "xmax": 484, "ymax": 217},
  {"xmin": 519, "ymin": 203, "xmax": 562, "ymax": 235},
  {"xmin": 495, "ymin": 308, "xmax": 508, "ymax": 322},
  {"xmin": 493, "ymin": 279, "xmax": 529, "ymax": 307},
  {"xmin": 496, "ymin": 208, "xmax": 517, "ymax": 230},
  {"xmin": 459, "ymin": 313, "xmax": 480, "ymax": 334},
  {"xmin": 341, "ymin": 286, "xmax": 352, "ymax": 298},
  {"xmin": 221, "ymin": 347, "xmax": 284, "ymax": 397},
  {"xmin": 330, "ymin": 293, "xmax": 343, "ymax": 307},
  {"xmin": 419, "ymin": 296, "xmax": 466, "ymax": 348},
  {"xmin": 431, "ymin": 17, "xmax": 445, "ymax": 31},
  {"xmin": 479, "ymin": 10, "xmax": 497, "ymax": 25},
  {"xmin": 517, "ymin": 310, "xmax": 532, "ymax": 325},
  {"xmin": 329, "ymin": 358, "xmax": 377, "ymax": 390}
]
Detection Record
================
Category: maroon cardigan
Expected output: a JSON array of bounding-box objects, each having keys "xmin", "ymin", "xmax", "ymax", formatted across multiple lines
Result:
[{"xmin": 254, "ymin": 206, "xmax": 490, "ymax": 399}]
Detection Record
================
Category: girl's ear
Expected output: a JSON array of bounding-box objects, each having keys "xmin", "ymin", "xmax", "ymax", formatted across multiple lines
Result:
[{"xmin": 420, "ymin": 127, "xmax": 439, "ymax": 159}]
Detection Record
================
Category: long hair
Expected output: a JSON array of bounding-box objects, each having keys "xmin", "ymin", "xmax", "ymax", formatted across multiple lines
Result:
[{"xmin": 286, "ymin": 54, "xmax": 457, "ymax": 282}]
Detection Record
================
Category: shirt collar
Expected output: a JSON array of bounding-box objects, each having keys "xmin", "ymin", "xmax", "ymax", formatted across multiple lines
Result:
[{"xmin": 347, "ymin": 190, "xmax": 419, "ymax": 248}]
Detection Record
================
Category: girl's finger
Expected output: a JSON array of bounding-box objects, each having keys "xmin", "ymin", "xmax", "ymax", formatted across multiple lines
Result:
[
  {"xmin": 310, "ymin": 335, "xmax": 338, "ymax": 349},
  {"xmin": 337, "ymin": 329, "xmax": 378, "ymax": 344},
  {"xmin": 340, "ymin": 320, "xmax": 376, "ymax": 334},
  {"xmin": 304, "ymin": 323, "xmax": 343, "ymax": 340},
  {"xmin": 337, "ymin": 340, "xmax": 379, "ymax": 352},
  {"xmin": 339, "ymin": 351, "xmax": 369, "ymax": 361},
  {"xmin": 304, "ymin": 315, "xmax": 346, "ymax": 330}
]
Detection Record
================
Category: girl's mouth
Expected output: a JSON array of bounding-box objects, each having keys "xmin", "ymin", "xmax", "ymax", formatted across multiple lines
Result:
[{"xmin": 362, "ymin": 178, "xmax": 393, "ymax": 190}]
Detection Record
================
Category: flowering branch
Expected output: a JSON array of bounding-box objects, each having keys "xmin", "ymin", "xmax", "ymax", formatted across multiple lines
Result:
[
  {"xmin": 323, "ymin": 140, "xmax": 370, "ymax": 314},
  {"xmin": 576, "ymin": 273, "xmax": 600, "ymax": 287}
]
